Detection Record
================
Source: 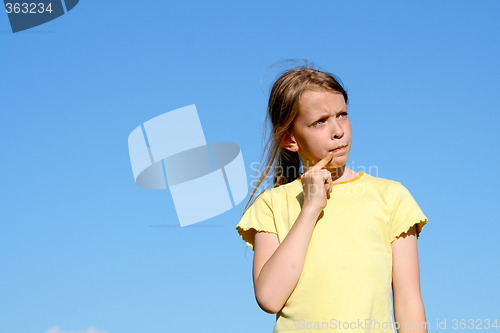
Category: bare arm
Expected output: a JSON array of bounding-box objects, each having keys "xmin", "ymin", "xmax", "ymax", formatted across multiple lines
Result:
[
  {"xmin": 392, "ymin": 224, "xmax": 428, "ymax": 333},
  {"xmin": 252, "ymin": 152, "xmax": 335, "ymax": 314},
  {"xmin": 253, "ymin": 206, "xmax": 321, "ymax": 313}
]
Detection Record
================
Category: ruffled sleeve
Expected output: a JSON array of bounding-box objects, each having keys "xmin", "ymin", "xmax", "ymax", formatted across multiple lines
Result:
[
  {"xmin": 236, "ymin": 189, "xmax": 277, "ymax": 251},
  {"xmin": 389, "ymin": 182, "xmax": 428, "ymax": 243}
]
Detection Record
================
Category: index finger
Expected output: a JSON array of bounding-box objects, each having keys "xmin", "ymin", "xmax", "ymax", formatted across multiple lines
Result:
[{"xmin": 312, "ymin": 151, "xmax": 334, "ymax": 169}]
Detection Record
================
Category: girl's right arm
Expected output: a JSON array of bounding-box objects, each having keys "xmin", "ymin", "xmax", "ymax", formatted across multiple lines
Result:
[{"xmin": 252, "ymin": 152, "xmax": 334, "ymax": 314}]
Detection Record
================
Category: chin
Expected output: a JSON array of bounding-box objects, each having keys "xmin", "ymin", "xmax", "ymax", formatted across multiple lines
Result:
[{"xmin": 330, "ymin": 157, "xmax": 349, "ymax": 167}]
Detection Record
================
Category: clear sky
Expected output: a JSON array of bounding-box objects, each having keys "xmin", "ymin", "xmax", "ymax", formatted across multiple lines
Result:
[{"xmin": 1, "ymin": 1, "xmax": 499, "ymax": 333}]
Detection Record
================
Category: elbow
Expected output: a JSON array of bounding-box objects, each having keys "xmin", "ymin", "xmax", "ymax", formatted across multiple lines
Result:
[
  {"xmin": 255, "ymin": 297, "xmax": 281, "ymax": 314},
  {"xmin": 255, "ymin": 287, "xmax": 283, "ymax": 314},
  {"xmin": 394, "ymin": 297, "xmax": 426, "ymax": 323}
]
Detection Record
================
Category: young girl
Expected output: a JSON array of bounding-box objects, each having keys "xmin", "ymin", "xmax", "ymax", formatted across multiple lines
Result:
[{"xmin": 236, "ymin": 66, "xmax": 429, "ymax": 333}]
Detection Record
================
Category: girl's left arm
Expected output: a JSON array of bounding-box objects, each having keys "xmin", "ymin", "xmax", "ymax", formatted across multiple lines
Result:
[{"xmin": 392, "ymin": 224, "xmax": 428, "ymax": 333}]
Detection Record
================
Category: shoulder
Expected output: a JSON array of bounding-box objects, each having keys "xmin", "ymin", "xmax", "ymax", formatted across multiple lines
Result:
[
  {"xmin": 360, "ymin": 173, "xmax": 418, "ymax": 208},
  {"xmin": 361, "ymin": 172, "xmax": 405, "ymax": 193},
  {"xmin": 262, "ymin": 178, "xmax": 303, "ymax": 198},
  {"xmin": 245, "ymin": 178, "xmax": 301, "ymax": 210},
  {"xmin": 364, "ymin": 174, "xmax": 425, "ymax": 218}
]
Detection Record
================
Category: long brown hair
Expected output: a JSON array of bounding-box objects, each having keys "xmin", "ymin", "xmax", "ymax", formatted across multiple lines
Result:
[{"xmin": 243, "ymin": 65, "xmax": 349, "ymax": 213}]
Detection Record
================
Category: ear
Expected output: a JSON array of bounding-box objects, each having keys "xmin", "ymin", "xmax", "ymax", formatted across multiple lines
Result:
[{"xmin": 280, "ymin": 129, "xmax": 299, "ymax": 152}]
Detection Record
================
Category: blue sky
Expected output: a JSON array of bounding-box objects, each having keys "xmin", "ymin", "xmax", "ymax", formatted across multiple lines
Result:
[{"xmin": 1, "ymin": 1, "xmax": 499, "ymax": 332}]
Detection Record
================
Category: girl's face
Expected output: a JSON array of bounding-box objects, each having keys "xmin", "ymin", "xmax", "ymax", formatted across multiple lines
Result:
[{"xmin": 282, "ymin": 89, "xmax": 352, "ymax": 171}]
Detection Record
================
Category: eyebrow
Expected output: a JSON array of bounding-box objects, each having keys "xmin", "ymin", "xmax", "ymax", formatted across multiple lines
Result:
[{"xmin": 312, "ymin": 108, "xmax": 348, "ymax": 119}]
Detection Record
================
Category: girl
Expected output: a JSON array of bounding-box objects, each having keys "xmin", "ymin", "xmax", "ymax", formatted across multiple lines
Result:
[{"xmin": 236, "ymin": 66, "xmax": 429, "ymax": 333}]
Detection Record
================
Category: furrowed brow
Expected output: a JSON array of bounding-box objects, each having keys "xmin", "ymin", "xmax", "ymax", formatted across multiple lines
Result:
[{"xmin": 313, "ymin": 108, "xmax": 347, "ymax": 119}]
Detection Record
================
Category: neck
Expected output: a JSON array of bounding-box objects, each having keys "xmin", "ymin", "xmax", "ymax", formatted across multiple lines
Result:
[{"xmin": 329, "ymin": 165, "xmax": 348, "ymax": 183}]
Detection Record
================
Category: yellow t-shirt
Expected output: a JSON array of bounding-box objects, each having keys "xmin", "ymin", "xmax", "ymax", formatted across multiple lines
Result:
[{"xmin": 236, "ymin": 172, "xmax": 428, "ymax": 333}]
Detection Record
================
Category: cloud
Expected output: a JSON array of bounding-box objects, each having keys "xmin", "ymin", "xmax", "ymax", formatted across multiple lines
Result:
[{"xmin": 43, "ymin": 326, "xmax": 109, "ymax": 333}]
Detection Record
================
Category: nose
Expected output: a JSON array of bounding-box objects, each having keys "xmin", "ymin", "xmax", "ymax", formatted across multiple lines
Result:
[{"xmin": 330, "ymin": 119, "xmax": 344, "ymax": 139}]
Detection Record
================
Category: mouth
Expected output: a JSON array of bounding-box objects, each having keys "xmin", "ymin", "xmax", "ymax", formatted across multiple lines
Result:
[{"xmin": 331, "ymin": 145, "xmax": 347, "ymax": 153}]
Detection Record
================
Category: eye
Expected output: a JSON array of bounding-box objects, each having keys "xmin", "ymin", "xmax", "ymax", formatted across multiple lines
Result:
[
  {"xmin": 313, "ymin": 118, "xmax": 327, "ymax": 126},
  {"xmin": 338, "ymin": 112, "xmax": 348, "ymax": 118}
]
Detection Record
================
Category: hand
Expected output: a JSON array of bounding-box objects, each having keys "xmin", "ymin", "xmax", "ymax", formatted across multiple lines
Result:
[{"xmin": 300, "ymin": 152, "xmax": 334, "ymax": 212}]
